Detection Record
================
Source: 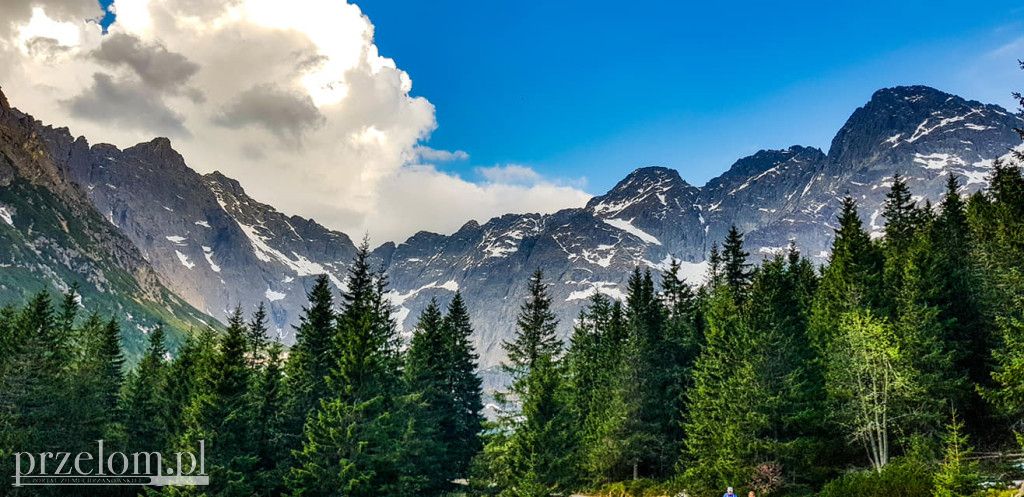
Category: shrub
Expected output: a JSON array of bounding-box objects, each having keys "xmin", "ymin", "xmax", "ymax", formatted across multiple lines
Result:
[
  {"xmin": 588, "ymin": 478, "xmax": 679, "ymax": 497},
  {"xmin": 818, "ymin": 458, "xmax": 934, "ymax": 497}
]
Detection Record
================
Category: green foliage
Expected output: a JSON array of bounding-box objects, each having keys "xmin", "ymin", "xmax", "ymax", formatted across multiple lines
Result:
[
  {"xmin": 587, "ymin": 478, "xmax": 680, "ymax": 497},
  {"xmin": 933, "ymin": 411, "xmax": 981, "ymax": 497},
  {"xmin": 682, "ymin": 288, "xmax": 767, "ymax": 493},
  {"xmin": 486, "ymin": 268, "xmax": 576, "ymax": 496},
  {"xmin": 502, "ymin": 268, "xmax": 563, "ymax": 382},
  {"xmin": 818, "ymin": 458, "xmax": 935, "ymax": 497},
  {"xmin": 825, "ymin": 309, "xmax": 915, "ymax": 472},
  {"xmin": 404, "ymin": 295, "xmax": 486, "ymax": 492}
]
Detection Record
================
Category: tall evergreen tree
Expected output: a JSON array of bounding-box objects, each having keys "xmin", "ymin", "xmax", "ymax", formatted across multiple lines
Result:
[
  {"xmin": 403, "ymin": 299, "xmax": 452, "ymax": 494},
  {"xmin": 284, "ymin": 274, "xmax": 337, "ymax": 437},
  {"xmin": 442, "ymin": 292, "xmax": 486, "ymax": 477},
  {"xmin": 491, "ymin": 269, "xmax": 574, "ymax": 496},
  {"xmin": 682, "ymin": 288, "xmax": 767, "ymax": 493},
  {"xmin": 291, "ymin": 241, "xmax": 435, "ymax": 496},
  {"xmin": 502, "ymin": 269, "xmax": 563, "ymax": 383},
  {"xmin": 162, "ymin": 327, "xmax": 218, "ymax": 446},
  {"xmin": 75, "ymin": 316, "xmax": 126, "ymax": 444},
  {"xmin": 174, "ymin": 307, "xmax": 258, "ymax": 496},
  {"xmin": 250, "ymin": 342, "xmax": 289, "ymax": 496},
  {"xmin": 706, "ymin": 242, "xmax": 724, "ymax": 290},
  {"xmin": 809, "ymin": 195, "xmax": 882, "ymax": 351},
  {"xmin": 882, "ymin": 173, "xmax": 921, "ymax": 249},
  {"xmin": 722, "ymin": 226, "xmax": 753, "ymax": 298},
  {"xmin": 247, "ymin": 302, "xmax": 270, "ymax": 370},
  {"xmin": 123, "ymin": 325, "xmax": 169, "ymax": 452},
  {"xmin": 744, "ymin": 250, "xmax": 830, "ymax": 490},
  {"xmin": 332, "ymin": 239, "xmax": 400, "ymax": 402}
]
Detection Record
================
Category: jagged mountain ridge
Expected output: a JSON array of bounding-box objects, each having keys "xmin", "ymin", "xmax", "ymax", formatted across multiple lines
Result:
[
  {"xmin": 9, "ymin": 84, "xmax": 1023, "ymax": 368},
  {"xmin": 0, "ymin": 87, "xmax": 216, "ymax": 359}
]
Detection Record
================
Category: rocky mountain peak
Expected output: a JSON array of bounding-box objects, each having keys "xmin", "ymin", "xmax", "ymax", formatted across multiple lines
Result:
[
  {"xmin": 0, "ymin": 86, "xmax": 10, "ymax": 116},
  {"xmin": 715, "ymin": 146, "xmax": 825, "ymax": 182},
  {"xmin": 124, "ymin": 137, "xmax": 187, "ymax": 169},
  {"xmin": 827, "ymin": 85, "xmax": 1022, "ymax": 168},
  {"xmin": 205, "ymin": 170, "xmax": 245, "ymax": 196},
  {"xmin": 587, "ymin": 166, "xmax": 694, "ymax": 217}
]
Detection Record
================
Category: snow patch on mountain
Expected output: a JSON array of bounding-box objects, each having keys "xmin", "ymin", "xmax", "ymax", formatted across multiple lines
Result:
[
  {"xmin": 603, "ymin": 218, "xmax": 661, "ymax": 245},
  {"xmin": 907, "ymin": 109, "xmax": 983, "ymax": 143},
  {"xmin": 566, "ymin": 281, "xmax": 627, "ymax": 302},
  {"xmin": 175, "ymin": 250, "xmax": 195, "ymax": 269},
  {"xmin": 644, "ymin": 254, "xmax": 708, "ymax": 285},
  {"xmin": 387, "ymin": 279, "xmax": 461, "ymax": 307},
  {"xmin": 201, "ymin": 246, "xmax": 220, "ymax": 272},
  {"xmin": 0, "ymin": 205, "xmax": 13, "ymax": 226},
  {"xmin": 165, "ymin": 235, "xmax": 188, "ymax": 245},
  {"xmin": 235, "ymin": 220, "xmax": 344, "ymax": 289},
  {"xmin": 265, "ymin": 288, "xmax": 286, "ymax": 302},
  {"xmin": 578, "ymin": 245, "xmax": 616, "ymax": 268},
  {"xmin": 913, "ymin": 153, "xmax": 965, "ymax": 170}
]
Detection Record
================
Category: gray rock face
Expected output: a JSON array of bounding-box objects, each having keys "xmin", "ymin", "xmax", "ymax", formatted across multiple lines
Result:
[
  {"xmin": 25, "ymin": 85, "xmax": 1024, "ymax": 369},
  {"xmin": 0, "ymin": 88, "xmax": 213, "ymax": 357},
  {"xmin": 55, "ymin": 134, "xmax": 359, "ymax": 340}
]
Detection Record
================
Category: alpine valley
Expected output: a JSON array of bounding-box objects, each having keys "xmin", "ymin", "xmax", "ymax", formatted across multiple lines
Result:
[{"xmin": 1, "ymin": 84, "xmax": 1020, "ymax": 369}]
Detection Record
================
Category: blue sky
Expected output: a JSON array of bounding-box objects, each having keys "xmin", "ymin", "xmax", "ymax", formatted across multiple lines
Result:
[
  {"xmin": 352, "ymin": 0, "xmax": 1024, "ymax": 193},
  {"xmin": 93, "ymin": 1, "xmax": 1024, "ymax": 196}
]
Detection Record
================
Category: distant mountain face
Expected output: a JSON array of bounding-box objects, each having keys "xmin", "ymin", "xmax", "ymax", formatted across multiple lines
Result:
[
  {"xmin": 0, "ymin": 88, "xmax": 214, "ymax": 358},
  {"xmin": 11, "ymin": 84, "xmax": 1023, "ymax": 369},
  {"xmin": 46, "ymin": 131, "xmax": 360, "ymax": 340}
]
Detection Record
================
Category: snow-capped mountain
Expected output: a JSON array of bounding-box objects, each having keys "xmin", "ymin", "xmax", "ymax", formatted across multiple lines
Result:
[{"xmin": 7, "ymin": 84, "xmax": 1022, "ymax": 368}]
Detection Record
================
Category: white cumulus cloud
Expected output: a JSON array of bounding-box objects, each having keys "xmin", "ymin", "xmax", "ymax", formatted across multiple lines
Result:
[{"xmin": 0, "ymin": 0, "xmax": 591, "ymax": 243}]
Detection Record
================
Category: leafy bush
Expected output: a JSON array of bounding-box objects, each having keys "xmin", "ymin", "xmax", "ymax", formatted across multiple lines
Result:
[
  {"xmin": 588, "ymin": 478, "xmax": 680, "ymax": 497},
  {"xmin": 818, "ymin": 458, "xmax": 934, "ymax": 497}
]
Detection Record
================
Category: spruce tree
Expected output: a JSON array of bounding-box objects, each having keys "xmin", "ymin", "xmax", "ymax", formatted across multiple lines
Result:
[
  {"xmin": 502, "ymin": 268, "xmax": 563, "ymax": 382},
  {"xmin": 721, "ymin": 226, "xmax": 753, "ymax": 298},
  {"xmin": 882, "ymin": 173, "xmax": 921, "ymax": 249},
  {"xmin": 744, "ymin": 250, "xmax": 829, "ymax": 490},
  {"xmin": 284, "ymin": 274, "xmax": 337, "ymax": 436},
  {"xmin": 292, "ymin": 241, "xmax": 434, "ymax": 496},
  {"xmin": 250, "ymin": 342, "xmax": 289, "ymax": 496},
  {"xmin": 403, "ymin": 299, "xmax": 451, "ymax": 494},
  {"xmin": 247, "ymin": 301, "xmax": 270, "ymax": 370},
  {"xmin": 75, "ymin": 316, "xmax": 126, "ymax": 444},
  {"xmin": 682, "ymin": 288, "xmax": 767, "ymax": 493},
  {"xmin": 933, "ymin": 410, "xmax": 980, "ymax": 497},
  {"xmin": 332, "ymin": 239, "xmax": 400, "ymax": 402},
  {"xmin": 0, "ymin": 292, "xmax": 73, "ymax": 468},
  {"xmin": 492, "ymin": 269, "xmax": 574, "ymax": 495},
  {"xmin": 442, "ymin": 292, "xmax": 485, "ymax": 477},
  {"xmin": 162, "ymin": 327, "xmax": 218, "ymax": 446},
  {"xmin": 706, "ymin": 242, "xmax": 724, "ymax": 289},
  {"xmin": 809, "ymin": 195, "xmax": 882, "ymax": 351},
  {"xmin": 123, "ymin": 325, "xmax": 169, "ymax": 452},
  {"xmin": 182, "ymin": 307, "xmax": 258, "ymax": 496},
  {"xmin": 617, "ymin": 267, "xmax": 681, "ymax": 476}
]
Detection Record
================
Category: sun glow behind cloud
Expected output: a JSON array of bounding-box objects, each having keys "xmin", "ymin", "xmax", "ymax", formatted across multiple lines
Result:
[{"xmin": 0, "ymin": 0, "xmax": 591, "ymax": 243}]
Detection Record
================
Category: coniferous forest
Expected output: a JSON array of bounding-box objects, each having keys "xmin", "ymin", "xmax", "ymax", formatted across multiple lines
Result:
[{"xmin": 5, "ymin": 95, "xmax": 1024, "ymax": 497}]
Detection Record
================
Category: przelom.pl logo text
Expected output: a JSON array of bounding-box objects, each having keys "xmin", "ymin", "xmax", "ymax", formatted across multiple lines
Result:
[{"xmin": 11, "ymin": 440, "xmax": 207, "ymax": 487}]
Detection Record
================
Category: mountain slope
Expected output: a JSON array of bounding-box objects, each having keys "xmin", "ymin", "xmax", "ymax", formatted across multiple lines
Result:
[
  {"xmin": 12, "ymin": 84, "xmax": 1023, "ymax": 368},
  {"xmin": 0, "ymin": 87, "xmax": 216, "ymax": 358},
  {"xmin": 53, "ymin": 130, "xmax": 361, "ymax": 339}
]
